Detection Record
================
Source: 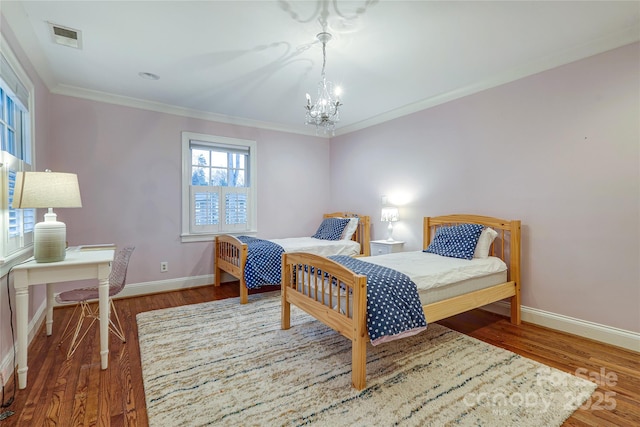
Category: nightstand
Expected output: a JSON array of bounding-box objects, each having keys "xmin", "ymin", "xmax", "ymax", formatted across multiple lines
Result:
[{"xmin": 370, "ymin": 240, "xmax": 404, "ymax": 256}]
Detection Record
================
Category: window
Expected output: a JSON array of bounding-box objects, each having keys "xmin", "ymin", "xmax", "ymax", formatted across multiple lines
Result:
[
  {"xmin": 181, "ymin": 132, "xmax": 257, "ymax": 242},
  {"xmin": 1, "ymin": 35, "xmax": 35, "ymax": 271}
]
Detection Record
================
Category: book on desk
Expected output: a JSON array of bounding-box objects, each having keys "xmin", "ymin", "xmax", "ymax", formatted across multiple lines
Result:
[{"xmin": 76, "ymin": 244, "xmax": 116, "ymax": 251}]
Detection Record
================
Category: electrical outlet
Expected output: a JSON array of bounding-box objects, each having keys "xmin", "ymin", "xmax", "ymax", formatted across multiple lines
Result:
[{"xmin": 160, "ymin": 261, "xmax": 168, "ymax": 272}]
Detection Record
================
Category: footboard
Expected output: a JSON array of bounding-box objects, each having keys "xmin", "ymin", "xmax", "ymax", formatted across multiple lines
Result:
[
  {"xmin": 281, "ymin": 252, "xmax": 369, "ymax": 389},
  {"xmin": 214, "ymin": 235, "xmax": 249, "ymax": 303}
]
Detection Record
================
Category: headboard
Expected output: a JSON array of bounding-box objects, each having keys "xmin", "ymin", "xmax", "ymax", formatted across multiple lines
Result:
[
  {"xmin": 324, "ymin": 212, "xmax": 371, "ymax": 256},
  {"xmin": 424, "ymin": 214, "xmax": 521, "ymax": 285}
]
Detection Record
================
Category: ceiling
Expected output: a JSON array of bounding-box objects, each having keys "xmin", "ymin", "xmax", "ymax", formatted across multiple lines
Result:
[{"xmin": 3, "ymin": 1, "xmax": 639, "ymax": 136}]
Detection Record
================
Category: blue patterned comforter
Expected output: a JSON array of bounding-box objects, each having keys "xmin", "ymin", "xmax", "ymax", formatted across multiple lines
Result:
[
  {"xmin": 329, "ymin": 255, "xmax": 428, "ymax": 346},
  {"xmin": 237, "ymin": 236, "xmax": 285, "ymax": 289}
]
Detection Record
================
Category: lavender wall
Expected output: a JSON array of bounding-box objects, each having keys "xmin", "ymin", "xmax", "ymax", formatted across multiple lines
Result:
[
  {"xmin": 47, "ymin": 97, "xmax": 330, "ymax": 285},
  {"xmin": 330, "ymin": 43, "xmax": 640, "ymax": 333}
]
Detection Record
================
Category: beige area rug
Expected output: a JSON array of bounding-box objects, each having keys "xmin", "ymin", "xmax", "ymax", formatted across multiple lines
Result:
[{"xmin": 137, "ymin": 292, "xmax": 596, "ymax": 426}]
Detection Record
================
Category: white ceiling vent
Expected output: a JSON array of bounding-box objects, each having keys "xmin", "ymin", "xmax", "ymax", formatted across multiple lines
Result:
[{"xmin": 49, "ymin": 23, "xmax": 82, "ymax": 49}]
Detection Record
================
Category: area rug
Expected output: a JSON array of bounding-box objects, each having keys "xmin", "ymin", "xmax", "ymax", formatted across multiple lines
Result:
[{"xmin": 136, "ymin": 292, "xmax": 596, "ymax": 426}]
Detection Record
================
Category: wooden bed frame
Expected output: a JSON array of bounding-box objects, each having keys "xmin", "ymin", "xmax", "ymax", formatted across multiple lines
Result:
[
  {"xmin": 281, "ymin": 214, "xmax": 521, "ymax": 390},
  {"xmin": 214, "ymin": 212, "xmax": 371, "ymax": 304}
]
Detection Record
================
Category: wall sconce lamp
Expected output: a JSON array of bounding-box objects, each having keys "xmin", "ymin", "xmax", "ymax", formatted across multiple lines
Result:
[
  {"xmin": 11, "ymin": 170, "xmax": 82, "ymax": 263},
  {"xmin": 380, "ymin": 206, "xmax": 399, "ymax": 242}
]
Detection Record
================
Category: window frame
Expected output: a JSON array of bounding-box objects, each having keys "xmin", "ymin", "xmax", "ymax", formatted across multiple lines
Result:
[
  {"xmin": 181, "ymin": 132, "xmax": 257, "ymax": 242},
  {"xmin": 0, "ymin": 33, "xmax": 36, "ymax": 275}
]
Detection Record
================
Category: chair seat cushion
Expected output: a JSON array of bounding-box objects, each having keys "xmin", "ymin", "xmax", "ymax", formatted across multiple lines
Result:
[{"xmin": 55, "ymin": 286, "xmax": 120, "ymax": 304}]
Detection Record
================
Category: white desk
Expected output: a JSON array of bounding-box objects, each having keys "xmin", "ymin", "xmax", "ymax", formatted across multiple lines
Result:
[{"xmin": 12, "ymin": 248, "xmax": 115, "ymax": 389}]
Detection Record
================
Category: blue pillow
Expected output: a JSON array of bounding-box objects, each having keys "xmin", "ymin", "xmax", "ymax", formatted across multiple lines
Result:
[
  {"xmin": 312, "ymin": 218, "xmax": 351, "ymax": 241},
  {"xmin": 424, "ymin": 223, "xmax": 484, "ymax": 260}
]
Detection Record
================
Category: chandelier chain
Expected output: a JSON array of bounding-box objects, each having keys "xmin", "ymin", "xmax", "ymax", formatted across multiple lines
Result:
[{"xmin": 321, "ymin": 41, "xmax": 327, "ymax": 78}]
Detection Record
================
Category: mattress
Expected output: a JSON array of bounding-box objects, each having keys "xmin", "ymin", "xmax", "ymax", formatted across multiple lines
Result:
[
  {"xmin": 416, "ymin": 270, "xmax": 507, "ymax": 305},
  {"xmin": 270, "ymin": 237, "xmax": 360, "ymax": 257},
  {"xmin": 359, "ymin": 251, "xmax": 508, "ymax": 306},
  {"xmin": 358, "ymin": 251, "xmax": 506, "ymax": 288},
  {"xmin": 294, "ymin": 250, "xmax": 508, "ymax": 314}
]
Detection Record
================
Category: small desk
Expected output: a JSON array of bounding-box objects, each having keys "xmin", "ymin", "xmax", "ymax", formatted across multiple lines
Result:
[{"xmin": 12, "ymin": 248, "xmax": 115, "ymax": 389}]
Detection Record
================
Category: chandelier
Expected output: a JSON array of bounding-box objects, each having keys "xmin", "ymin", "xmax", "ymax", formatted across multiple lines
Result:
[{"xmin": 305, "ymin": 32, "xmax": 342, "ymax": 135}]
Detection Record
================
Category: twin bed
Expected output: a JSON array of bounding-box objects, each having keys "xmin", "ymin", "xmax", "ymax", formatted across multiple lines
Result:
[
  {"xmin": 214, "ymin": 212, "xmax": 371, "ymax": 304},
  {"xmin": 213, "ymin": 213, "xmax": 521, "ymax": 389},
  {"xmin": 281, "ymin": 214, "xmax": 521, "ymax": 390}
]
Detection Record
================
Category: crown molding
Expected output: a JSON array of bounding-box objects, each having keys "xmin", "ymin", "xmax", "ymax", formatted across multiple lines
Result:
[
  {"xmin": 50, "ymin": 84, "xmax": 326, "ymax": 137},
  {"xmin": 336, "ymin": 24, "xmax": 640, "ymax": 136}
]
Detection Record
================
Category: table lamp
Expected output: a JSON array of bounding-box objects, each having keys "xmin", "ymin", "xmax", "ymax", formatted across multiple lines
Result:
[
  {"xmin": 380, "ymin": 206, "xmax": 399, "ymax": 242},
  {"xmin": 11, "ymin": 170, "xmax": 82, "ymax": 262}
]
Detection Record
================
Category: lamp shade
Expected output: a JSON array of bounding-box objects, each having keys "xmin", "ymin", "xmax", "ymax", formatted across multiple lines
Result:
[
  {"xmin": 11, "ymin": 171, "xmax": 82, "ymax": 263},
  {"xmin": 381, "ymin": 206, "xmax": 399, "ymax": 222},
  {"xmin": 12, "ymin": 171, "xmax": 82, "ymax": 209}
]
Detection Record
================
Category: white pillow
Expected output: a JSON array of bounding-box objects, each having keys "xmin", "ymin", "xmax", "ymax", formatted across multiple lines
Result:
[
  {"xmin": 473, "ymin": 227, "xmax": 498, "ymax": 258},
  {"xmin": 341, "ymin": 217, "xmax": 359, "ymax": 240}
]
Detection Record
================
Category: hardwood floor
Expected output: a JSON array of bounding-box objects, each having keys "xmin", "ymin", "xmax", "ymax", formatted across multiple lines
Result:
[{"xmin": 1, "ymin": 283, "xmax": 638, "ymax": 426}]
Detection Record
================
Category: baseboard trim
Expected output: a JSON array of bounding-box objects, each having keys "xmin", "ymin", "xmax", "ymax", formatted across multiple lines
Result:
[
  {"xmin": 483, "ymin": 301, "xmax": 640, "ymax": 353},
  {"xmin": 95, "ymin": 274, "xmax": 214, "ymax": 301},
  {"xmin": 5, "ymin": 279, "xmax": 637, "ymax": 387}
]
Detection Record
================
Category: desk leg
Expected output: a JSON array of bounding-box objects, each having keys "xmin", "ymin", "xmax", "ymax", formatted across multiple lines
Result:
[
  {"xmin": 46, "ymin": 283, "xmax": 54, "ymax": 335},
  {"xmin": 98, "ymin": 266, "xmax": 110, "ymax": 370},
  {"xmin": 15, "ymin": 286, "xmax": 29, "ymax": 389}
]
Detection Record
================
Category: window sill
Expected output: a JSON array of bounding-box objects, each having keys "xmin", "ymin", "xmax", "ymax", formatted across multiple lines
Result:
[
  {"xmin": 180, "ymin": 231, "xmax": 257, "ymax": 243},
  {"xmin": 0, "ymin": 247, "xmax": 33, "ymax": 277}
]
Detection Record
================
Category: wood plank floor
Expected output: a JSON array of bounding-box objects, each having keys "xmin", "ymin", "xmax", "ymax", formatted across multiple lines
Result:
[{"xmin": 1, "ymin": 283, "xmax": 638, "ymax": 426}]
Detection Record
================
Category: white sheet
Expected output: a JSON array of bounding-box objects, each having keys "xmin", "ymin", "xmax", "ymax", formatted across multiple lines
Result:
[
  {"xmin": 292, "ymin": 250, "xmax": 508, "ymax": 328},
  {"xmin": 357, "ymin": 251, "xmax": 507, "ymax": 291},
  {"xmin": 270, "ymin": 237, "xmax": 360, "ymax": 257}
]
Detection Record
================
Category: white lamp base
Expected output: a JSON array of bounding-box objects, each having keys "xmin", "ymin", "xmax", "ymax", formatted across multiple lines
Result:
[
  {"xmin": 386, "ymin": 221, "xmax": 395, "ymax": 242},
  {"xmin": 34, "ymin": 210, "xmax": 67, "ymax": 263}
]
